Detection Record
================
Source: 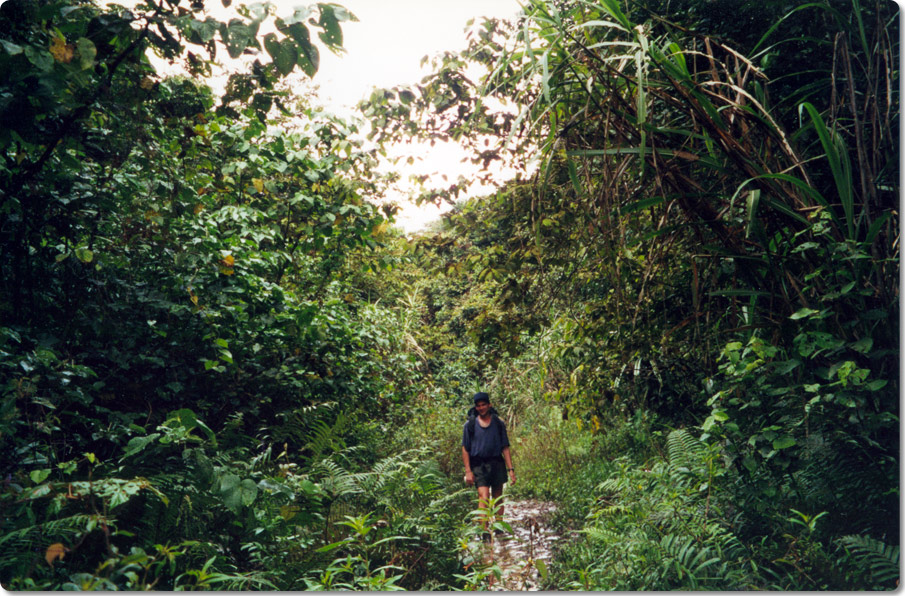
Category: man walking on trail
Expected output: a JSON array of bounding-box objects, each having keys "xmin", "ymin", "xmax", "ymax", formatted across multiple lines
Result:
[{"xmin": 462, "ymin": 392, "xmax": 515, "ymax": 541}]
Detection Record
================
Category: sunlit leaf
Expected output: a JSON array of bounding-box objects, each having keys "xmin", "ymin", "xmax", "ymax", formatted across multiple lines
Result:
[
  {"xmin": 45, "ymin": 543, "xmax": 66, "ymax": 566},
  {"xmin": 75, "ymin": 247, "xmax": 93, "ymax": 263},
  {"xmin": 316, "ymin": 4, "xmax": 342, "ymax": 47},
  {"xmin": 30, "ymin": 469, "xmax": 51, "ymax": 484},
  {"xmin": 76, "ymin": 37, "xmax": 95, "ymax": 69},
  {"xmin": 49, "ymin": 33, "xmax": 73, "ymax": 63},
  {"xmin": 0, "ymin": 40, "xmax": 23, "ymax": 55}
]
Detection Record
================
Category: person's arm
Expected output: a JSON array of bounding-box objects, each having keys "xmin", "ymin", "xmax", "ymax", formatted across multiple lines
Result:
[
  {"xmin": 462, "ymin": 446, "xmax": 474, "ymax": 485},
  {"xmin": 502, "ymin": 446, "xmax": 515, "ymax": 486}
]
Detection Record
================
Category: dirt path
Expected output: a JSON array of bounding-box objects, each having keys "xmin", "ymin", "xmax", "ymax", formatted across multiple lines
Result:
[{"xmin": 482, "ymin": 499, "xmax": 562, "ymax": 591}]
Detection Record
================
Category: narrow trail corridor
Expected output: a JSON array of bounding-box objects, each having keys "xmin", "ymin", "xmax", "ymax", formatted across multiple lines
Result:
[{"xmin": 483, "ymin": 500, "xmax": 562, "ymax": 591}]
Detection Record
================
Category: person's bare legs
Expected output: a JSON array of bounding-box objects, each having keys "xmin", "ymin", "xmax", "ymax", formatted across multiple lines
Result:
[
  {"xmin": 477, "ymin": 485, "xmax": 492, "ymax": 532},
  {"xmin": 491, "ymin": 483, "xmax": 504, "ymax": 523}
]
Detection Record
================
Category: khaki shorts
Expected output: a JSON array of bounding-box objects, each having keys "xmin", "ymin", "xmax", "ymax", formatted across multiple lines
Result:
[{"xmin": 472, "ymin": 458, "xmax": 507, "ymax": 488}]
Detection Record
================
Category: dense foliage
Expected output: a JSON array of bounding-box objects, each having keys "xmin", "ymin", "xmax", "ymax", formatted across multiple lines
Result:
[
  {"xmin": 0, "ymin": 0, "xmax": 473, "ymax": 589},
  {"xmin": 364, "ymin": 0, "xmax": 899, "ymax": 589},
  {"xmin": 1, "ymin": 0, "xmax": 898, "ymax": 591}
]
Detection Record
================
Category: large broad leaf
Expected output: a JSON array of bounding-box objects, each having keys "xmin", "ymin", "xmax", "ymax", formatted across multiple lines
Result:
[
  {"xmin": 263, "ymin": 32, "xmax": 280, "ymax": 62},
  {"xmin": 298, "ymin": 41, "xmax": 319, "ymax": 76},
  {"xmin": 264, "ymin": 33, "xmax": 297, "ymax": 75},
  {"xmin": 316, "ymin": 4, "xmax": 342, "ymax": 47},
  {"xmin": 220, "ymin": 474, "xmax": 258, "ymax": 511},
  {"xmin": 772, "ymin": 436, "xmax": 796, "ymax": 450},
  {"xmin": 273, "ymin": 39, "xmax": 298, "ymax": 76},
  {"xmin": 281, "ymin": 22, "xmax": 318, "ymax": 76},
  {"xmin": 223, "ymin": 19, "xmax": 258, "ymax": 59},
  {"xmin": 76, "ymin": 38, "xmax": 96, "ymax": 70},
  {"xmin": 187, "ymin": 17, "xmax": 219, "ymax": 43},
  {"xmin": 30, "ymin": 469, "xmax": 51, "ymax": 484},
  {"xmin": 122, "ymin": 433, "xmax": 161, "ymax": 459},
  {"xmin": 239, "ymin": 478, "xmax": 258, "ymax": 506}
]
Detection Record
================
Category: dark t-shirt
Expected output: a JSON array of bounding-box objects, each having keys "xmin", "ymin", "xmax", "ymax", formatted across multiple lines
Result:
[{"xmin": 462, "ymin": 415, "xmax": 510, "ymax": 459}]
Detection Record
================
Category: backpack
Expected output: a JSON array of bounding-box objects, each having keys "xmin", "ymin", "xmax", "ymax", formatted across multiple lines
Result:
[{"xmin": 464, "ymin": 405, "xmax": 503, "ymax": 445}]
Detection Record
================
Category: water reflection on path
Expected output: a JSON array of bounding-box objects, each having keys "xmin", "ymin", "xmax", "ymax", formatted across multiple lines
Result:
[{"xmin": 483, "ymin": 499, "xmax": 560, "ymax": 591}]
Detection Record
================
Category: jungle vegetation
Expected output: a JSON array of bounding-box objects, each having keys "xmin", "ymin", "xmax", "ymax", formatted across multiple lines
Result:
[{"xmin": 0, "ymin": 0, "xmax": 898, "ymax": 590}]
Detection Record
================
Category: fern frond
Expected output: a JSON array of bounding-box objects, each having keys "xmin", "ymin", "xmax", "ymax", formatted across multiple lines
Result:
[
  {"xmin": 0, "ymin": 513, "xmax": 100, "ymax": 570},
  {"xmin": 310, "ymin": 459, "xmax": 362, "ymax": 501},
  {"xmin": 705, "ymin": 522, "xmax": 748, "ymax": 561},
  {"xmin": 658, "ymin": 533, "xmax": 719, "ymax": 589},
  {"xmin": 837, "ymin": 534, "xmax": 900, "ymax": 586},
  {"xmin": 269, "ymin": 402, "xmax": 337, "ymax": 444},
  {"xmin": 666, "ymin": 429, "xmax": 706, "ymax": 473},
  {"xmin": 584, "ymin": 526, "xmax": 624, "ymax": 545}
]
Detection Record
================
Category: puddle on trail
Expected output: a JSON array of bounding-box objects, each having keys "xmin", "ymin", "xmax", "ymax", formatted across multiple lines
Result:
[{"xmin": 480, "ymin": 499, "xmax": 561, "ymax": 591}]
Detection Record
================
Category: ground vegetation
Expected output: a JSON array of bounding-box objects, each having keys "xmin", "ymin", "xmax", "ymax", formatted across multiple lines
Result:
[{"xmin": 1, "ymin": 0, "xmax": 897, "ymax": 590}]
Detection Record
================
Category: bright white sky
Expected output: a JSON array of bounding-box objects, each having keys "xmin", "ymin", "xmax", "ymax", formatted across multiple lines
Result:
[
  {"xmin": 137, "ymin": 0, "xmax": 526, "ymax": 232},
  {"xmin": 310, "ymin": 0, "xmax": 525, "ymax": 233}
]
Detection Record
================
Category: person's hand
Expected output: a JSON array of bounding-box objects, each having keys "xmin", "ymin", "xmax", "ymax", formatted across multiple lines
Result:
[
  {"xmin": 464, "ymin": 471, "xmax": 474, "ymax": 486},
  {"xmin": 508, "ymin": 469, "xmax": 516, "ymax": 486}
]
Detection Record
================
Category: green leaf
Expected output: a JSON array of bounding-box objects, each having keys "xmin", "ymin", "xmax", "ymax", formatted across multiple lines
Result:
[
  {"xmin": 220, "ymin": 473, "xmax": 241, "ymax": 510},
  {"xmin": 239, "ymin": 478, "xmax": 258, "ymax": 506},
  {"xmin": 285, "ymin": 22, "xmax": 318, "ymax": 76},
  {"xmin": 274, "ymin": 39, "xmax": 298, "ymax": 76},
  {"xmin": 772, "ymin": 436, "xmax": 796, "ymax": 450},
  {"xmin": 316, "ymin": 4, "xmax": 342, "ymax": 47},
  {"xmin": 24, "ymin": 45, "xmax": 53, "ymax": 71},
  {"xmin": 1, "ymin": 39, "xmax": 24, "ymax": 55},
  {"xmin": 30, "ymin": 469, "xmax": 51, "ymax": 484},
  {"xmin": 790, "ymin": 307, "xmax": 819, "ymax": 320},
  {"xmin": 76, "ymin": 37, "xmax": 96, "ymax": 69},
  {"xmin": 866, "ymin": 379, "xmax": 888, "ymax": 391},
  {"xmin": 863, "ymin": 211, "xmax": 892, "ymax": 247},
  {"xmin": 535, "ymin": 558, "xmax": 548, "ymax": 582},
  {"xmin": 850, "ymin": 336, "xmax": 873, "ymax": 354},
  {"xmin": 745, "ymin": 189, "xmax": 761, "ymax": 239},
  {"xmin": 742, "ymin": 455, "xmax": 757, "ymax": 473},
  {"xmin": 566, "ymin": 159, "xmax": 582, "ymax": 195},
  {"xmin": 188, "ymin": 18, "xmax": 219, "ymax": 42},
  {"xmin": 263, "ymin": 32, "xmax": 280, "ymax": 61},
  {"xmin": 122, "ymin": 433, "xmax": 161, "ymax": 459},
  {"xmin": 220, "ymin": 474, "xmax": 257, "ymax": 511},
  {"xmin": 597, "ymin": 0, "xmax": 632, "ymax": 29},
  {"xmin": 224, "ymin": 19, "xmax": 258, "ymax": 59},
  {"xmin": 75, "ymin": 247, "xmax": 94, "ymax": 263},
  {"xmin": 801, "ymin": 102, "xmax": 854, "ymax": 239},
  {"xmin": 172, "ymin": 408, "xmax": 198, "ymax": 429},
  {"xmin": 316, "ymin": 539, "xmax": 352, "ymax": 553},
  {"xmin": 773, "ymin": 359, "xmax": 800, "ymax": 375}
]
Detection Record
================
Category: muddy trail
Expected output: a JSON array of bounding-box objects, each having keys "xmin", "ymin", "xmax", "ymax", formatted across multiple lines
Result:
[{"xmin": 479, "ymin": 499, "xmax": 563, "ymax": 591}]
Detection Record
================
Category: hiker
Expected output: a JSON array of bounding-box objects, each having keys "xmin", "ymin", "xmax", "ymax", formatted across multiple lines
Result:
[{"xmin": 462, "ymin": 392, "xmax": 515, "ymax": 539}]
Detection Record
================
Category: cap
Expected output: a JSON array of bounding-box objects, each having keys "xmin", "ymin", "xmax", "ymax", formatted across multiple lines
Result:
[{"xmin": 473, "ymin": 392, "xmax": 490, "ymax": 404}]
